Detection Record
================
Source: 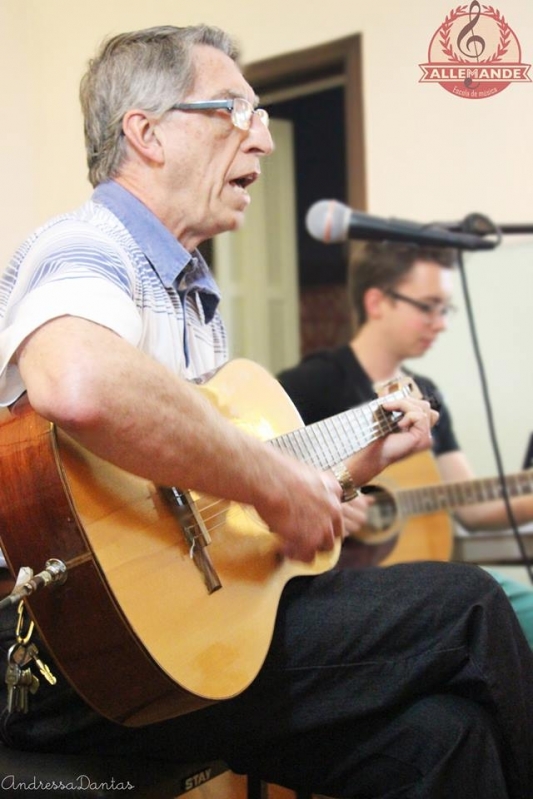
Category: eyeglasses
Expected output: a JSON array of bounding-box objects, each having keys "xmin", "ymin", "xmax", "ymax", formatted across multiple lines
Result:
[
  {"xmin": 386, "ymin": 289, "xmax": 457, "ymax": 318},
  {"xmin": 168, "ymin": 97, "xmax": 269, "ymax": 131}
]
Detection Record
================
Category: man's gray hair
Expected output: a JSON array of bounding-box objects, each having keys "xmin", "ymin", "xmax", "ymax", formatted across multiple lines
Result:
[{"xmin": 80, "ymin": 25, "xmax": 239, "ymax": 187}]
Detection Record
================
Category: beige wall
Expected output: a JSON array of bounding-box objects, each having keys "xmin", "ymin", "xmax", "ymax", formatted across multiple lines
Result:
[
  {"xmin": 3, "ymin": 0, "xmax": 532, "ymax": 243},
  {"xmin": 1, "ymin": 0, "xmax": 532, "ymax": 476}
]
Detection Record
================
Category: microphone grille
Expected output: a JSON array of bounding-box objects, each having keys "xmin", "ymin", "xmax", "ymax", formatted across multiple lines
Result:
[{"xmin": 305, "ymin": 200, "xmax": 351, "ymax": 243}]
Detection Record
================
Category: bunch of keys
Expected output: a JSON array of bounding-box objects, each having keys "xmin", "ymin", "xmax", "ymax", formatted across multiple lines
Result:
[{"xmin": 4, "ymin": 601, "xmax": 57, "ymax": 715}]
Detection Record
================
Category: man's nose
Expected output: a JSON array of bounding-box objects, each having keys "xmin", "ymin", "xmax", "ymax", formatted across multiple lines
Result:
[{"xmin": 246, "ymin": 115, "xmax": 275, "ymax": 156}]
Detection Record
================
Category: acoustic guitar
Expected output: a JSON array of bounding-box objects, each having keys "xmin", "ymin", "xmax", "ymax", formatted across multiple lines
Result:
[
  {"xmin": 0, "ymin": 359, "xmax": 410, "ymax": 727},
  {"xmin": 350, "ymin": 450, "xmax": 533, "ymax": 567}
]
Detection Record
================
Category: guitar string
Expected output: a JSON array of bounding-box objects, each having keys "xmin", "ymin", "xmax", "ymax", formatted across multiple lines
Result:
[
  {"xmin": 400, "ymin": 470, "xmax": 533, "ymax": 516},
  {"xmin": 190, "ymin": 412, "xmax": 404, "ymax": 534},
  {"xmin": 174, "ymin": 389, "xmax": 410, "ymax": 544},
  {"xmin": 273, "ymin": 404, "xmax": 402, "ymax": 467}
]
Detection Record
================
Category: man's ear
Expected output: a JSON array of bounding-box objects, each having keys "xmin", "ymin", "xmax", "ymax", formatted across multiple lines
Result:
[
  {"xmin": 121, "ymin": 110, "xmax": 165, "ymax": 165},
  {"xmin": 365, "ymin": 287, "xmax": 388, "ymax": 320}
]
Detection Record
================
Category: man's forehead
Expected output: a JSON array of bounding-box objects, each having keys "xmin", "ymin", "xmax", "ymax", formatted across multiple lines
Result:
[
  {"xmin": 190, "ymin": 44, "xmax": 255, "ymax": 100},
  {"xmin": 402, "ymin": 260, "xmax": 454, "ymax": 291},
  {"xmin": 406, "ymin": 259, "xmax": 452, "ymax": 276}
]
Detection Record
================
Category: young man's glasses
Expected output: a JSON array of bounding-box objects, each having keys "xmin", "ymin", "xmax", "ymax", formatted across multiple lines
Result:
[
  {"xmin": 168, "ymin": 98, "xmax": 269, "ymax": 131},
  {"xmin": 386, "ymin": 289, "xmax": 457, "ymax": 318}
]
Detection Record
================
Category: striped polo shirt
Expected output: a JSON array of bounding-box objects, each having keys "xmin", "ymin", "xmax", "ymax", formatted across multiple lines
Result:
[{"xmin": 0, "ymin": 181, "xmax": 228, "ymax": 406}]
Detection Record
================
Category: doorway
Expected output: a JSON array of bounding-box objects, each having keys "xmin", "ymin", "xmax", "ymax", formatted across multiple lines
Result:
[{"xmin": 245, "ymin": 34, "xmax": 367, "ymax": 358}]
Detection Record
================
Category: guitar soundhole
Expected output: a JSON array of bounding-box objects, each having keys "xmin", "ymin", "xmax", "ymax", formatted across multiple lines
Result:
[
  {"xmin": 361, "ymin": 485, "xmax": 398, "ymax": 533},
  {"xmin": 339, "ymin": 486, "xmax": 399, "ymax": 567}
]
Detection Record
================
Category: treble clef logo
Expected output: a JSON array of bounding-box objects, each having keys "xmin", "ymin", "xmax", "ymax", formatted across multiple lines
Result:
[{"xmin": 456, "ymin": 1, "xmax": 485, "ymax": 87}]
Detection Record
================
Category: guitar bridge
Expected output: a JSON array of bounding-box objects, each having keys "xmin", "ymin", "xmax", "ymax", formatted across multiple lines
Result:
[{"xmin": 160, "ymin": 487, "xmax": 222, "ymax": 594}]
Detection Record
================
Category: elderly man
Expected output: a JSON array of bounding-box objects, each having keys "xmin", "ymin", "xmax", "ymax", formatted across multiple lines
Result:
[{"xmin": 0, "ymin": 25, "xmax": 532, "ymax": 799}]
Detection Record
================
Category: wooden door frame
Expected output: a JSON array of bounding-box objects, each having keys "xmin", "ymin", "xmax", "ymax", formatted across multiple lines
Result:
[{"xmin": 244, "ymin": 34, "xmax": 367, "ymax": 212}]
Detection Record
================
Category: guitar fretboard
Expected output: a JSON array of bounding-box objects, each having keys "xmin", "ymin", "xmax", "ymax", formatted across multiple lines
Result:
[
  {"xmin": 271, "ymin": 386, "xmax": 410, "ymax": 471},
  {"xmin": 396, "ymin": 470, "xmax": 533, "ymax": 518}
]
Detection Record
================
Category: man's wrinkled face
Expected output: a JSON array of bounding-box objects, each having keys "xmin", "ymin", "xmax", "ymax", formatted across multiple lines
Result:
[{"xmin": 158, "ymin": 44, "xmax": 273, "ymax": 245}]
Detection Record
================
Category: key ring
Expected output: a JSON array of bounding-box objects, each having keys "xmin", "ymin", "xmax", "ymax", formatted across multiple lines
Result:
[{"xmin": 15, "ymin": 600, "xmax": 34, "ymax": 645}]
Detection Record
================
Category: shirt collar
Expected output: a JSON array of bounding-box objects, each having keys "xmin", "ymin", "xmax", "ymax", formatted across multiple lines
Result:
[{"xmin": 92, "ymin": 181, "xmax": 220, "ymax": 322}]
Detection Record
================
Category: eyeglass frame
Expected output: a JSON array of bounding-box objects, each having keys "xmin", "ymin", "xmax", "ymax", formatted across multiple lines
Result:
[
  {"xmin": 385, "ymin": 289, "xmax": 457, "ymax": 318},
  {"xmin": 167, "ymin": 98, "xmax": 269, "ymax": 131}
]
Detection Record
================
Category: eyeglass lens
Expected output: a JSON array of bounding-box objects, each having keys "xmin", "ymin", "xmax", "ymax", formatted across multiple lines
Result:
[
  {"xmin": 232, "ymin": 98, "xmax": 269, "ymax": 130},
  {"xmin": 390, "ymin": 290, "xmax": 455, "ymax": 317}
]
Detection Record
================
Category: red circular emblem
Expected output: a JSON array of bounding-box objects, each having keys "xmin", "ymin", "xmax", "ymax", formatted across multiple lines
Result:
[{"xmin": 419, "ymin": 3, "xmax": 531, "ymax": 99}]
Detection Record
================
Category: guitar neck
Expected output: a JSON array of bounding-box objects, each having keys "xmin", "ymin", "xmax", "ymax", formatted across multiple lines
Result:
[
  {"xmin": 396, "ymin": 470, "xmax": 533, "ymax": 518},
  {"xmin": 270, "ymin": 386, "xmax": 410, "ymax": 471}
]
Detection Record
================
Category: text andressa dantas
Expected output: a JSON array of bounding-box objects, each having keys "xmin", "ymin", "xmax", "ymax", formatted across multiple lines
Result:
[{"xmin": 1, "ymin": 774, "xmax": 135, "ymax": 791}]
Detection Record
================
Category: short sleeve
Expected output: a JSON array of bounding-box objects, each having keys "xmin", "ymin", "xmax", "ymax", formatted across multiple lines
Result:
[{"xmin": 0, "ymin": 220, "xmax": 142, "ymax": 406}]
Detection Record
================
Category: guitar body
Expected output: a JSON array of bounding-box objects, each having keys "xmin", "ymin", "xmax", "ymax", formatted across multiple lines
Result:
[
  {"xmin": 358, "ymin": 451, "xmax": 454, "ymax": 565},
  {"xmin": 346, "ymin": 452, "xmax": 533, "ymax": 569},
  {"xmin": 0, "ymin": 360, "xmax": 339, "ymax": 727}
]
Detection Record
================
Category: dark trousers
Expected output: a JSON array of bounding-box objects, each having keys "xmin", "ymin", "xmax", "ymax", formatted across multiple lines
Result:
[{"xmin": 1, "ymin": 561, "xmax": 532, "ymax": 798}]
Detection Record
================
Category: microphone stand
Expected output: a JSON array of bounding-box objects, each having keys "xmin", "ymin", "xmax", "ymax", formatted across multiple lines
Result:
[
  {"xmin": 435, "ymin": 213, "xmax": 533, "ymax": 239},
  {"xmin": 454, "ymin": 213, "xmax": 533, "ymax": 583}
]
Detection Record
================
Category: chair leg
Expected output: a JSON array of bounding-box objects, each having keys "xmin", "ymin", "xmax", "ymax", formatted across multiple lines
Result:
[{"xmin": 247, "ymin": 773, "xmax": 267, "ymax": 799}]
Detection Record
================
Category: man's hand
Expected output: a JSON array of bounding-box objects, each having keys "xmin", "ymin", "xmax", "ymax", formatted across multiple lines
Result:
[
  {"xmin": 254, "ymin": 396, "xmax": 436, "ymax": 564},
  {"xmin": 253, "ymin": 463, "xmax": 345, "ymax": 563},
  {"xmin": 345, "ymin": 395, "xmax": 437, "ymax": 488},
  {"xmin": 341, "ymin": 492, "xmax": 374, "ymax": 538},
  {"xmin": 379, "ymin": 394, "xmax": 438, "ymax": 462}
]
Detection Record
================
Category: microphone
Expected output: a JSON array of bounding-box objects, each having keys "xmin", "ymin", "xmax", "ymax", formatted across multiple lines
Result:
[{"xmin": 306, "ymin": 200, "xmax": 498, "ymax": 251}]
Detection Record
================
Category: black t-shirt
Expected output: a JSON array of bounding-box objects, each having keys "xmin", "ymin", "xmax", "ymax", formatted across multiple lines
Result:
[{"xmin": 277, "ymin": 344, "xmax": 459, "ymax": 456}]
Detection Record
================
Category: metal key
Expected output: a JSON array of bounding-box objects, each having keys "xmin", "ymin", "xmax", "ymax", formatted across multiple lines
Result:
[
  {"xmin": 25, "ymin": 642, "xmax": 57, "ymax": 686},
  {"xmin": 8, "ymin": 641, "xmax": 32, "ymax": 668},
  {"xmin": 6, "ymin": 643, "xmax": 30, "ymax": 713},
  {"xmin": 5, "ymin": 643, "xmax": 40, "ymax": 714},
  {"xmin": 5, "ymin": 660, "xmax": 23, "ymax": 713},
  {"xmin": 17, "ymin": 667, "xmax": 40, "ymax": 712},
  {"xmin": 5, "ymin": 642, "xmax": 25, "ymax": 713},
  {"xmin": 7, "ymin": 669, "xmax": 36, "ymax": 714}
]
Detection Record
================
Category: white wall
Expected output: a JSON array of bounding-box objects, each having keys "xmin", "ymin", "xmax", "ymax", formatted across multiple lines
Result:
[
  {"xmin": 406, "ymin": 239, "xmax": 533, "ymax": 476},
  {"xmin": 3, "ymin": 0, "xmax": 532, "ymax": 242},
  {"xmin": 1, "ymin": 0, "xmax": 532, "ymax": 475}
]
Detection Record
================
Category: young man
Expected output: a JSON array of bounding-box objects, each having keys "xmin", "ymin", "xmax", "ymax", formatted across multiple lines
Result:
[
  {"xmin": 278, "ymin": 241, "xmax": 533, "ymax": 646},
  {"xmin": 0, "ymin": 27, "xmax": 532, "ymax": 799}
]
